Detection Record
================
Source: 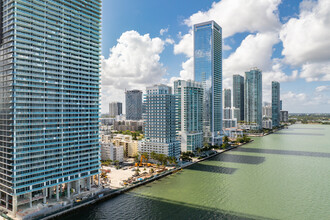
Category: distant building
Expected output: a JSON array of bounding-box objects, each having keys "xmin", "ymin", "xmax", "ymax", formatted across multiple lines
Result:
[
  {"xmin": 113, "ymin": 134, "xmax": 138, "ymax": 158},
  {"xmin": 109, "ymin": 102, "xmax": 123, "ymax": 117},
  {"xmin": 233, "ymin": 74, "xmax": 245, "ymax": 121},
  {"xmin": 280, "ymin": 111, "xmax": 289, "ymax": 122},
  {"xmin": 174, "ymin": 80, "xmax": 203, "ymax": 152},
  {"xmin": 194, "ymin": 20, "xmax": 223, "ymax": 145},
  {"xmin": 280, "ymin": 100, "xmax": 283, "ymax": 111},
  {"xmin": 263, "ymin": 119, "xmax": 273, "ymax": 129},
  {"xmin": 272, "ymin": 81, "xmax": 280, "ymax": 127},
  {"xmin": 223, "ymin": 119, "xmax": 238, "ymax": 129},
  {"xmin": 101, "ymin": 143, "xmax": 124, "ymax": 162},
  {"xmin": 244, "ymin": 68, "xmax": 263, "ymax": 129},
  {"xmin": 101, "ymin": 143, "xmax": 113, "ymax": 161},
  {"xmin": 113, "ymin": 120, "xmax": 143, "ymax": 131},
  {"xmin": 232, "ymin": 108, "xmax": 241, "ymax": 121},
  {"xmin": 139, "ymin": 85, "xmax": 180, "ymax": 158},
  {"xmin": 126, "ymin": 90, "xmax": 143, "ymax": 120},
  {"xmin": 224, "ymin": 88, "xmax": 231, "ymax": 108},
  {"xmin": 223, "ymin": 108, "xmax": 232, "ymax": 119},
  {"xmin": 263, "ymin": 105, "xmax": 272, "ymax": 118},
  {"xmin": 101, "ymin": 134, "xmax": 113, "ymax": 144}
]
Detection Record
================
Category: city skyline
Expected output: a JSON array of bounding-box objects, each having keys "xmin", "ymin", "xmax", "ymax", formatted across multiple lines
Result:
[{"xmin": 101, "ymin": 0, "xmax": 330, "ymax": 114}]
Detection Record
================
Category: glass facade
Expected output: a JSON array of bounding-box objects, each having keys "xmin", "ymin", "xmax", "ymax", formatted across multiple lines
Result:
[
  {"xmin": 125, "ymin": 90, "xmax": 142, "ymax": 120},
  {"xmin": 194, "ymin": 21, "xmax": 222, "ymax": 146},
  {"xmin": 0, "ymin": 0, "xmax": 101, "ymax": 213},
  {"xmin": 272, "ymin": 81, "xmax": 280, "ymax": 127},
  {"xmin": 233, "ymin": 74, "xmax": 244, "ymax": 121},
  {"xmin": 174, "ymin": 80, "xmax": 203, "ymax": 152},
  {"xmin": 224, "ymin": 88, "xmax": 231, "ymax": 108},
  {"xmin": 244, "ymin": 68, "xmax": 262, "ymax": 129}
]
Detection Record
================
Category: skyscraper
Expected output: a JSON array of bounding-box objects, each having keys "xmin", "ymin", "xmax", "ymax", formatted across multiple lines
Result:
[
  {"xmin": 272, "ymin": 81, "xmax": 280, "ymax": 127},
  {"xmin": 125, "ymin": 90, "xmax": 143, "ymax": 120},
  {"xmin": 224, "ymin": 89, "xmax": 231, "ymax": 108},
  {"xmin": 174, "ymin": 80, "xmax": 203, "ymax": 152},
  {"xmin": 109, "ymin": 102, "xmax": 122, "ymax": 118},
  {"xmin": 194, "ymin": 21, "xmax": 222, "ymax": 146},
  {"xmin": 0, "ymin": 0, "xmax": 101, "ymax": 214},
  {"xmin": 233, "ymin": 74, "xmax": 244, "ymax": 121},
  {"xmin": 244, "ymin": 68, "xmax": 263, "ymax": 129},
  {"xmin": 139, "ymin": 85, "xmax": 180, "ymax": 158}
]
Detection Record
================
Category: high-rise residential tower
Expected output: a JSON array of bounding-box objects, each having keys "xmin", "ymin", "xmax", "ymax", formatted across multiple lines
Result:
[
  {"xmin": 125, "ymin": 90, "xmax": 143, "ymax": 120},
  {"xmin": 174, "ymin": 80, "xmax": 203, "ymax": 152},
  {"xmin": 109, "ymin": 102, "xmax": 122, "ymax": 118},
  {"xmin": 244, "ymin": 68, "xmax": 263, "ymax": 129},
  {"xmin": 194, "ymin": 21, "xmax": 222, "ymax": 146},
  {"xmin": 224, "ymin": 89, "xmax": 231, "ymax": 108},
  {"xmin": 233, "ymin": 75, "xmax": 244, "ymax": 121},
  {"xmin": 139, "ymin": 85, "xmax": 180, "ymax": 158},
  {"xmin": 272, "ymin": 81, "xmax": 280, "ymax": 127},
  {"xmin": 0, "ymin": 0, "xmax": 101, "ymax": 214}
]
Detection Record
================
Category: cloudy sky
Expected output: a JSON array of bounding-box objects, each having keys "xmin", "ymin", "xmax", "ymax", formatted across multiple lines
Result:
[{"xmin": 101, "ymin": 0, "xmax": 330, "ymax": 114}]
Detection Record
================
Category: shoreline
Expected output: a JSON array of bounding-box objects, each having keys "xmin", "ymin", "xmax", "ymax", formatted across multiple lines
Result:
[{"xmin": 40, "ymin": 142, "xmax": 251, "ymax": 220}]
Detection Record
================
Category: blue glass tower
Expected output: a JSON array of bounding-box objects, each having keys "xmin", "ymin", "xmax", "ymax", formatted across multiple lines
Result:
[
  {"xmin": 193, "ymin": 21, "xmax": 222, "ymax": 146},
  {"xmin": 0, "ymin": 0, "xmax": 101, "ymax": 214},
  {"xmin": 244, "ymin": 68, "xmax": 262, "ymax": 129},
  {"xmin": 272, "ymin": 81, "xmax": 280, "ymax": 127}
]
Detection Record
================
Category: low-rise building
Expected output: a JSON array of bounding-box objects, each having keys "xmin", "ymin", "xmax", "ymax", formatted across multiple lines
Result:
[
  {"xmin": 101, "ymin": 143, "xmax": 124, "ymax": 162},
  {"xmin": 223, "ymin": 119, "xmax": 237, "ymax": 129},
  {"xmin": 113, "ymin": 134, "xmax": 138, "ymax": 157},
  {"xmin": 223, "ymin": 128, "xmax": 244, "ymax": 139},
  {"xmin": 113, "ymin": 120, "xmax": 144, "ymax": 132},
  {"xmin": 263, "ymin": 119, "xmax": 273, "ymax": 129}
]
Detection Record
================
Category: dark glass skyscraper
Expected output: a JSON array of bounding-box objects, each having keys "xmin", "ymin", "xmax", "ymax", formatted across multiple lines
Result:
[
  {"xmin": 0, "ymin": 0, "xmax": 101, "ymax": 214},
  {"xmin": 244, "ymin": 68, "xmax": 262, "ymax": 129},
  {"xmin": 194, "ymin": 21, "xmax": 222, "ymax": 145},
  {"xmin": 272, "ymin": 81, "xmax": 280, "ymax": 127},
  {"xmin": 233, "ymin": 74, "xmax": 244, "ymax": 121},
  {"xmin": 125, "ymin": 90, "xmax": 142, "ymax": 120},
  {"xmin": 224, "ymin": 88, "xmax": 231, "ymax": 108}
]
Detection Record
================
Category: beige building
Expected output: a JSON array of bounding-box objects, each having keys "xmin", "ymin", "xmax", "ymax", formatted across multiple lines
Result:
[
  {"xmin": 101, "ymin": 134, "xmax": 112, "ymax": 143},
  {"xmin": 112, "ymin": 134, "xmax": 138, "ymax": 158}
]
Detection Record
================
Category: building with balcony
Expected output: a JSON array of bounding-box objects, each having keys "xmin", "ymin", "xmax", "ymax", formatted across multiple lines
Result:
[
  {"xmin": 244, "ymin": 68, "xmax": 263, "ymax": 129},
  {"xmin": 0, "ymin": 0, "xmax": 101, "ymax": 214},
  {"xmin": 139, "ymin": 85, "xmax": 180, "ymax": 158},
  {"xmin": 174, "ymin": 80, "xmax": 203, "ymax": 152}
]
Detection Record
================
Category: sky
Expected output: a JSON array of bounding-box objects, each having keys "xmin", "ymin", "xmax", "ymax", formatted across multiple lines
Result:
[{"xmin": 100, "ymin": 0, "xmax": 330, "ymax": 114}]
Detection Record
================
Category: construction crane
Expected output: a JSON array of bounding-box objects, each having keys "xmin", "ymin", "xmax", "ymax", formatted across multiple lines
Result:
[{"xmin": 135, "ymin": 155, "xmax": 152, "ymax": 167}]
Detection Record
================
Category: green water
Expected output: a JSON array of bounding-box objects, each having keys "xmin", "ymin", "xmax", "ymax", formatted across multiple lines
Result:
[{"xmin": 68, "ymin": 124, "xmax": 330, "ymax": 219}]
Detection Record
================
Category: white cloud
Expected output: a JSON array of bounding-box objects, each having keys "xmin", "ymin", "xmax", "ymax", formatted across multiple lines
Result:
[
  {"xmin": 224, "ymin": 32, "xmax": 280, "ymax": 77},
  {"xmin": 160, "ymin": 28, "xmax": 168, "ymax": 36},
  {"xmin": 315, "ymin": 85, "xmax": 330, "ymax": 92},
  {"xmin": 280, "ymin": 0, "xmax": 330, "ymax": 66},
  {"xmin": 174, "ymin": 32, "xmax": 193, "ymax": 57},
  {"xmin": 101, "ymin": 30, "xmax": 167, "ymax": 112},
  {"xmin": 184, "ymin": 0, "xmax": 281, "ymax": 38},
  {"xmin": 165, "ymin": 38, "xmax": 175, "ymax": 45},
  {"xmin": 300, "ymin": 62, "xmax": 330, "ymax": 82}
]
